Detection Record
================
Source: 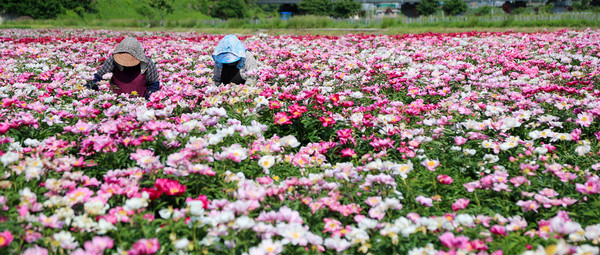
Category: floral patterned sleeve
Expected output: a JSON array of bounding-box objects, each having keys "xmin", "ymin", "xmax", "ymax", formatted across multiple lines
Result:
[{"xmin": 86, "ymin": 56, "xmax": 115, "ymax": 90}]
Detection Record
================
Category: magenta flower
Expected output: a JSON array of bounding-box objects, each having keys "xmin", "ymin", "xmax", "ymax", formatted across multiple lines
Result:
[
  {"xmin": 319, "ymin": 115, "xmax": 336, "ymax": 127},
  {"xmin": 437, "ymin": 175, "xmax": 454, "ymax": 185},
  {"xmin": 490, "ymin": 225, "xmax": 507, "ymax": 236},
  {"xmin": 0, "ymin": 122, "xmax": 9, "ymax": 135},
  {"xmin": 340, "ymin": 148, "xmax": 357, "ymax": 158},
  {"xmin": 0, "ymin": 230, "xmax": 13, "ymax": 248},
  {"xmin": 155, "ymin": 178, "xmax": 186, "ymax": 196},
  {"xmin": 274, "ymin": 112, "xmax": 292, "ymax": 125},
  {"xmin": 336, "ymin": 128, "xmax": 354, "ymax": 145}
]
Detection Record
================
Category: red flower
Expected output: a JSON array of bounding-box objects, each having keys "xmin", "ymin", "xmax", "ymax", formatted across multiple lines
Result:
[
  {"xmin": 141, "ymin": 187, "xmax": 163, "ymax": 200},
  {"xmin": 288, "ymin": 103, "xmax": 307, "ymax": 119},
  {"xmin": 319, "ymin": 115, "xmax": 336, "ymax": 127},
  {"xmin": 185, "ymin": 195, "xmax": 209, "ymax": 209},
  {"xmin": 155, "ymin": 179, "xmax": 186, "ymax": 196}
]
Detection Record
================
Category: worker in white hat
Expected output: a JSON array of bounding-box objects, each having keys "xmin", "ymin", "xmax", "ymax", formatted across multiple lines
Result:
[{"xmin": 86, "ymin": 37, "xmax": 160, "ymax": 100}]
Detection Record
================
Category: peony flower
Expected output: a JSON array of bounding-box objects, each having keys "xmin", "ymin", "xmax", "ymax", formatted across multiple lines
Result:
[
  {"xmin": 22, "ymin": 245, "xmax": 48, "ymax": 255},
  {"xmin": 437, "ymin": 175, "xmax": 454, "ymax": 185},
  {"xmin": 340, "ymin": 148, "xmax": 357, "ymax": 158},
  {"xmin": 576, "ymin": 112, "xmax": 593, "ymax": 127},
  {"xmin": 274, "ymin": 112, "xmax": 292, "ymax": 125},
  {"xmin": 258, "ymin": 155, "xmax": 276, "ymax": 172},
  {"xmin": 452, "ymin": 198, "xmax": 470, "ymax": 212},
  {"xmin": 155, "ymin": 178, "xmax": 186, "ymax": 196},
  {"xmin": 421, "ymin": 159, "xmax": 440, "ymax": 171},
  {"xmin": 129, "ymin": 238, "xmax": 160, "ymax": 255},
  {"xmin": 415, "ymin": 195, "xmax": 433, "ymax": 207},
  {"xmin": 0, "ymin": 230, "xmax": 13, "ymax": 248}
]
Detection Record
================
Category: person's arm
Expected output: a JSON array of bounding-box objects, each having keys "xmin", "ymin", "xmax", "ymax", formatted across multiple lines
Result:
[
  {"xmin": 145, "ymin": 60, "xmax": 160, "ymax": 100},
  {"xmin": 86, "ymin": 56, "xmax": 115, "ymax": 90},
  {"xmin": 240, "ymin": 52, "xmax": 258, "ymax": 81},
  {"xmin": 213, "ymin": 65, "xmax": 222, "ymax": 85}
]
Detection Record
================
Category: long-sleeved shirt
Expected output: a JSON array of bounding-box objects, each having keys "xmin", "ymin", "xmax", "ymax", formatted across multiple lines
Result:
[
  {"xmin": 213, "ymin": 52, "xmax": 258, "ymax": 85},
  {"xmin": 87, "ymin": 55, "xmax": 160, "ymax": 99}
]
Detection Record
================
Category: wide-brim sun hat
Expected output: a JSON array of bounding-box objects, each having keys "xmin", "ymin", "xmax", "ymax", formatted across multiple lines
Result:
[
  {"xmin": 113, "ymin": 37, "xmax": 146, "ymax": 67},
  {"xmin": 215, "ymin": 52, "xmax": 241, "ymax": 65},
  {"xmin": 113, "ymin": 52, "xmax": 141, "ymax": 67}
]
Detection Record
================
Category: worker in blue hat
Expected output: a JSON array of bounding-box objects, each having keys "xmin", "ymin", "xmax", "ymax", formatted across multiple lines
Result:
[{"xmin": 212, "ymin": 35, "xmax": 257, "ymax": 85}]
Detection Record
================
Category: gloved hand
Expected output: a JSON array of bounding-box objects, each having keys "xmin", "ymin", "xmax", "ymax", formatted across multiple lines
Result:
[{"xmin": 85, "ymin": 82, "xmax": 99, "ymax": 91}]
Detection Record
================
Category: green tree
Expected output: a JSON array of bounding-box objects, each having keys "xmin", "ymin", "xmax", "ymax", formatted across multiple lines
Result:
[
  {"xmin": 192, "ymin": 0, "xmax": 213, "ymax": 16},
  {"xmin": 442, "ymin": 0, "xmax": 468, "ymax": 15},
  {"xmin": 149, "ymin": 0, "xmax": 174, "ymax": 26},
  {"xmin": 0, "ymin": 0, "xmax": 95, "ymax": 19},
  {"xmin": 540, "ymin": 2, "xmax": 555, "ymax": 13},
  {"xmin": 136, "ymin": 3, "xmax": 156, "ymax": 25},
  {"xmin": 417, "ymin": 0, "xmax": 439, "ymax": 16},
  {"xmin": 332, "ymin": 0, "xmax": 361, "ymax": 18},
  {"xmin": 298, "ymin": 0, "xmax": 333, "ymax": 16},
  {"xmin": 211, "ymin": 0, "xmax": 247, "ymax": 19}
]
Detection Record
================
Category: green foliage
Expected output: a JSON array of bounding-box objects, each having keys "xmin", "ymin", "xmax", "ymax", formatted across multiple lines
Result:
[
  {"xmin": 136, "ymin": 3, "xmax": 157, "ymax": 23},
  {"xmin": 332, "ymin": 0, "xmax": 361, "ymax": 18},
  {"xmin": 512, "ymin": 7, "xmax": 532, "ymax": 14},
  {"xmin": 572, "ymin": 0, "xmax": 590, "ymax": 11},
  {"xmin": 149, "ymin": 0, "xmax": 174, "ymax": 26},
  {"xmin": 298, "ymin": 0, "xmax": 333, "ymax": 16},
  {"xmin": 417, "ymin": 0, "xmax": 440, "ymax": 16},
  {"xmin": 0, "ymin": 0, "xmax": 96, "ymax": 19},
  {"xmin": 540, "ymin": 3, "xmax": 555, "ymax": 14},
  {"xmin": 442, "ymin": 0, "xmax": 468, "ymax": 15},
  {"xmin": 211, "ymin": 0, "xmax": 247, "ymax": 19},
  {"xmin": 380, "ymin": 17, "xmax": 397, "ymax": 28},
  {"xmin": 472, "ymin": 5, "xmax": 493, "ymax": 15},
  {"xmin": 284, "ymin": 15, "xmax": 330, "ymax": 28}
]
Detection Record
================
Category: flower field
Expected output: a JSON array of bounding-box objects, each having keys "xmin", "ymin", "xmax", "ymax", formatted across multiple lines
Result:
[{"xmin": 1, "ymin": 28, "xmax": 600, "ymax": 254}]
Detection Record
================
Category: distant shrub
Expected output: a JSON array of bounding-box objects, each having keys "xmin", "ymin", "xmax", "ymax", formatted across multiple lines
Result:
[
  {"xmin": 418, "ymin": 0, "xmax": 440, "ymax": 16},
  {"xmin": 285, "ymin": 15, "xmax": 329, "ymax": 28},
  {"xmin": 472, "ymin": 6, "xmax": 493, "ymax": 15},
  {"xmin": 443, "ymin": 0, "xmax": 468, "ymax": 16},
  {"xmin": 380, "ymin": 17, "xmax": 396, "ymax": 28}
]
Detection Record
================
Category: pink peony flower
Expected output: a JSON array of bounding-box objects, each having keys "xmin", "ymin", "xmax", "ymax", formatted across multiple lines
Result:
[
  {"xmin": 451, "ymin": 198, "xmax": 470, "ymax": 212},
  {"xmin": 0, "ymin": 230, "xmax": 13, "ymax": 248},
  {"xmin": 319, "ymin": 115, "xmax": 336, "ymax": 127},
  {"xmin": 128, "ymin": 238, "xmax": 160, "ymax": 255},
  {"xmin": 454, "ymin": 136, "xmax": 467, "ymax": 145},
  {"xmin": 155, "ymin": 178, "xmax": 186, "ymax": 196},
  {"xmin": 274, "ymin": 112, "xmax": 292, "ymax": 125},
  {"xmin": 416, "ymin": 195, "xmax": 433, "ymax": 207},
  {"xmin": 490, "ymin": 225, "xmax": 507, "ymax": 236},
  {"xmin": 340, "ymin": 148, "xmax": 357, "ymax": 157},
  {"xmin": 437, "ymin": 175, "xmax": 454, "ymax": 185}
]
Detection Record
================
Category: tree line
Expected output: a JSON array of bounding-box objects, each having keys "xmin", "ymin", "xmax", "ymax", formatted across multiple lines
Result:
[
  {"xmin": 2, "ymin": 0, "xmax": 597, "ymax": 21},
  {"xmin": 0, "ymin": 0, "xmax": 362, "ymax": 20}
]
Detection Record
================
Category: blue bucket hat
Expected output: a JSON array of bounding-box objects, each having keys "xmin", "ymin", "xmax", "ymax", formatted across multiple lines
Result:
[
  {"xmin": 212, "ymin": 35, "xmax": 246, "ymax": 69},
  {"xmin": 215, "ymin": 52, "xmax": 241, "ymax": 65}
]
